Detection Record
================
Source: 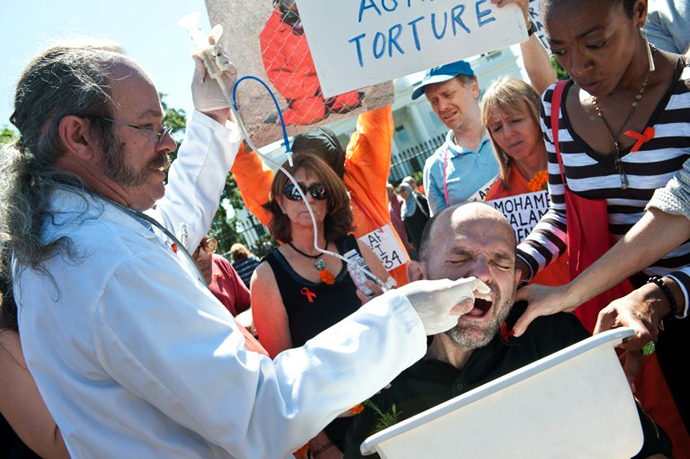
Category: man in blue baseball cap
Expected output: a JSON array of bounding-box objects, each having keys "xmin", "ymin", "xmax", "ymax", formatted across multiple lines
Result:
[
  {"xmin": 415, "ymin": 0, "xmax": 557, "ymax": 217},
  {"xmin": 415, "ymin": 59, "xmax": 499, "ymax": 217}
]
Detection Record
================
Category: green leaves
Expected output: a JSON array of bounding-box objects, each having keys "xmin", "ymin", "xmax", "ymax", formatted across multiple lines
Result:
[
  {"xmin": 0, "ymin": 126, "xmax": 16, "ymax": 145},
  {"xmin": 362, "ymin": 399, "xmax": 403, "ymax": 434}
]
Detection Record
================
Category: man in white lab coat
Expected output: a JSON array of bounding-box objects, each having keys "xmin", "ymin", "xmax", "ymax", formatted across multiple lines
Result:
[{"xmin": 0, "ymin": 41, "xmax": 487, "ymax": 458}]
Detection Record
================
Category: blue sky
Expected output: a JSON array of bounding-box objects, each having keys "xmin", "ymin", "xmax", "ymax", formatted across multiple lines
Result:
[{"xmin": 1, "ymin": 0, "xmax": 212, "ymax": 130}]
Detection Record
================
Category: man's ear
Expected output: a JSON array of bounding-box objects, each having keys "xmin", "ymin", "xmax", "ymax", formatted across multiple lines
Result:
[
  {"xmin": 471, "ymin": 79, "xmax": 480, "ymax": 100},
  {"xmin": 407, "ymin": 260, "xmax": 427, "ymax": 282},
  {"xmin": 58, "ymin": 115, "xmax": 98, "ymax": 161}
]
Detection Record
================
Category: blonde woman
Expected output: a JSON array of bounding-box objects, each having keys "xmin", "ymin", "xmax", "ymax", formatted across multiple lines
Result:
[{"xmin": 483, "ymin": 77, "xmax": 569, "ymax": 287}]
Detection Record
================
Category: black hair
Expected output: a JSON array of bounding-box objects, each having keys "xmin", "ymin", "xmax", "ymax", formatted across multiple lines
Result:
[{"xmin": 542, "ymin": 0, "xmax": 637, "ymax": 19}]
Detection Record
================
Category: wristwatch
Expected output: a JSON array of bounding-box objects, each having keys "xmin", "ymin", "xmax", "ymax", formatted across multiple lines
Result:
[{"xmin": 527, "ymin": 20, "xmax": 538, "ymax": 37}]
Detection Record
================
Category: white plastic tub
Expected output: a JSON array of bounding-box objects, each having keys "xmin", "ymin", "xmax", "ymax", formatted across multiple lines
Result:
[{"xmin": 361, "ymin": 328, "xmax": 643, "ymax": 458}]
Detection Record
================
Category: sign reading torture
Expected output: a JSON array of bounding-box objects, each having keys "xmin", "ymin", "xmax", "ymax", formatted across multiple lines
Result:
[{"xmin": 296, "ymin": 0, "xmax": 528, "ymax": 97}]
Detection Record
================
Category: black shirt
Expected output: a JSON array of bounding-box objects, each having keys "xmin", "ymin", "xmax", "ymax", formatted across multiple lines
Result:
[{"xmin": 344, "ymin": 302, "xmax": 671, "ymax": 458}]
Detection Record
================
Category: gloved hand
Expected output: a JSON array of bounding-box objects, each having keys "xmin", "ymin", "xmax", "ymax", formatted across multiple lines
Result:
[
  {"xmin": 398, "ymin": 277, "xmax": 491, "ymax": 335},
  {"xmin": 191, "ymin": 28, "xmax": 238, "ymax": 113}
]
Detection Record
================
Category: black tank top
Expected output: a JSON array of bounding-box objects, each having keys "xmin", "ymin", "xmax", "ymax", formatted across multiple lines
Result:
[{"xmin": 264, "ymin": 235, "xmax": 364, "ymax": 348}]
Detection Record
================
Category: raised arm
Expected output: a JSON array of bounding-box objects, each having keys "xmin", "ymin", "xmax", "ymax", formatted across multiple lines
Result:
[
  {"xmin": 150, "ymin": 46, "xmax": 242, "ymax": 252},
  {"xmin": 491, "ymin": 0, "xmax": 557, "ymax": 96},
  {"xmin": 231, "ymin": 143, "xmax": 275, "ymax": 228},
  {"xmin": 343, "ymin": 104, "xmax": 394, "ymax": 224}
]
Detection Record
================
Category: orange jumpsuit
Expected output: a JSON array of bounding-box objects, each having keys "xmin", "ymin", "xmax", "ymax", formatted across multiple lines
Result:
[
  {"xmin": 259, "ymin": 9, "xmax": 361, "ymax": 126},
  {"xmin": 232, "ymin": 105, "xmax": 410, "ymax": 286},
  {"xmin": 486, "ymin": 163, "xmax": 570, "ymax": 287}
]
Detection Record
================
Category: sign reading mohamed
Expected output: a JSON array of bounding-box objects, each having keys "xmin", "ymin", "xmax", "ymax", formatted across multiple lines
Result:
[
  {"xmin": 295, "ymin": 0, "xmax": 528, "ymax": 97},
  {"xmin": 488, "ymin": 191, "xmax": 551, "ymax": 243}
]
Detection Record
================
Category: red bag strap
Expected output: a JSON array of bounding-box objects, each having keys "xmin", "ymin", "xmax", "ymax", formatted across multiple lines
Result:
[{"xmin": 551, "ymin": 80, "xmax": 569, "ymax": 190}]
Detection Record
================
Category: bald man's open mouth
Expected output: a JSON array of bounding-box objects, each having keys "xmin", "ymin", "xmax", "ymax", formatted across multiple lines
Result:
[{"xmin": 466, "ymin": 291, "xmax": 493, "ymax": 318}]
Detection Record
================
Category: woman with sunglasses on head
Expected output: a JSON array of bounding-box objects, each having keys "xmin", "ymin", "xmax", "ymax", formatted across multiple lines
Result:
[
  {"xmin": 192, "ymin": 236, "xmax": 251, "ymax": 319},
  {"xmin": 251, "ymin": 154, "xmax": 390, "ymax": 458}
]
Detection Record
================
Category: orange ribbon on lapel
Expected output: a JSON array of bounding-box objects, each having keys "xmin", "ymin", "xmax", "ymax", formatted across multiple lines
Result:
[
  {"xmin": 624, "ymin": 127, "xmax": 655, "ymax": 153},
  {"xmin": 301, "ymin": 287, "xmax": 317, "ymax": 303}
]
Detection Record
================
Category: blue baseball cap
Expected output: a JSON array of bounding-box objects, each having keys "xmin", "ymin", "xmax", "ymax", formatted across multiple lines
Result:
[{"xmin": 411, "ymin": 60, "xmax": 475, "ymax": 100}]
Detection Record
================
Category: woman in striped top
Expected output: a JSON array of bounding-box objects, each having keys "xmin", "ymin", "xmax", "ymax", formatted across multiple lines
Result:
[
  {"xmin": 512, "ymin": 0, "xmax": 690, "ymax": 447},
  {"xmin": 515, "ymin": 0, "xmax": 690, "ymax": 325}
]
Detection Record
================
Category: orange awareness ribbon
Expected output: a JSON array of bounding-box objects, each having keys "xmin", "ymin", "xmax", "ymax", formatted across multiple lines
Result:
[
  {"xmin": 624, "ymin": 127, "xmax": 655, "ymax": 153},
  {"xmin": 301, "ymin": 287, "xmax": 317, "ymax": 303}
]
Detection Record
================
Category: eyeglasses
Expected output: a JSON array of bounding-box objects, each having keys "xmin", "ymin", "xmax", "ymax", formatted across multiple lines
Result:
[
  {"xmin": 198, "ymin": 237, "xmax": 218, "ymax": 254},
  {"xmin": 283, "ymin": 182, "xmax": 329, "ymax": 201},
  {"xmin": 101, "ymin": 117, "xmax": 172, "ymax": 145}
]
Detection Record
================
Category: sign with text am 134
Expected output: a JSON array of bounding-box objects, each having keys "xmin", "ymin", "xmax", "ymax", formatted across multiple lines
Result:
[{"xmin": 296, "ymin": 0, "xmax": 528, "ymax": 98}]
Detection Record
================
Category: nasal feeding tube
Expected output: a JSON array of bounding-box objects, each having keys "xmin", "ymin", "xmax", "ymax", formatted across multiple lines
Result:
[{"xmin": 179, "ymin": 13, "xmax": 389, "ymax": 294}]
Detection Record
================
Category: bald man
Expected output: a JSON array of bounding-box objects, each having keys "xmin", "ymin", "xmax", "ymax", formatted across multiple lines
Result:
[{"xmin": 344, "ymin": 203, "xmax": 671, "ymax": 459}]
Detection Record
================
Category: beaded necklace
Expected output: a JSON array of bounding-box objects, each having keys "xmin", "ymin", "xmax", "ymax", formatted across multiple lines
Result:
[
  {"xmin": 591, "ymin": 45, "xmax": 655, "ymax": 190},
  {"xmin": 287, "ymin": 242, "xmax": 336, "ymax": 285}
]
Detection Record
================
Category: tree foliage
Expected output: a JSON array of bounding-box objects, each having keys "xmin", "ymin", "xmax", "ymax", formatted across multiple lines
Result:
[
  {"xmin": 551, "ymin": 56, "xmax": 570, "ymax": 81},
  {"xmin": 0, "ymin": 126, "xmax": 17, "ymax": 145}
]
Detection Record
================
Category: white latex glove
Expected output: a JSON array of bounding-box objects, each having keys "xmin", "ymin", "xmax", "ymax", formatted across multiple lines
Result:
[
  {"xmin": 398, "ymin": 277, "xmax": 491, "ymax": 335},
  {"xmin": 191, "ymin": 30, "xmax": 238, "ymax": 113}
]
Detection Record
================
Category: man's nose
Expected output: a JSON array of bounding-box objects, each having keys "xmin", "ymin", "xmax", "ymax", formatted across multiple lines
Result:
[
  {"xmin": 157, "ymin": 131, "xmax": 177, "ymax": 154},
  {"xmin": 470, "ymin": 259, "xmax": 493, "ymax": 285}
]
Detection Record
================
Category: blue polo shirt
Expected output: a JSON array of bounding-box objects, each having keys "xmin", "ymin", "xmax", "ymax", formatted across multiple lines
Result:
[{"xmin": 422, "ymin": 131, "xmax": 499, "ymax": 216}]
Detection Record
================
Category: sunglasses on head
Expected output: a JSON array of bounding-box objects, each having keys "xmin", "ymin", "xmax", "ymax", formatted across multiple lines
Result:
[
  {"xmin": 196, "ymin": 237, "xmax": 218, "ymax": 255},
  {"xmin": 283, "ymin": 182, "xmax": 329, "ymax": 201}
]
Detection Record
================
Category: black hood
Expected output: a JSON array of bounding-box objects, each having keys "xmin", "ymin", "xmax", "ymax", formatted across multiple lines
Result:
[{"xmin": 291, "ymin": 127, "xmax": 346, "ymax": 179}]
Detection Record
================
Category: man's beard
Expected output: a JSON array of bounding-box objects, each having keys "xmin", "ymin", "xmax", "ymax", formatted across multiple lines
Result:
[
  {"xmin": 445, "ymin": 283, "xmax": 513, "ymax": 349},
  {"xmin": 102, "ymin": 139, "xmax": 168, "ymax": 187}
]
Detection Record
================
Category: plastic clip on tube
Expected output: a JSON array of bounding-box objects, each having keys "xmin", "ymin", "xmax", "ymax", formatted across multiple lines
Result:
[{"xmin": 178, "ymin": 13, "xmax": 389, "ymax": 293}]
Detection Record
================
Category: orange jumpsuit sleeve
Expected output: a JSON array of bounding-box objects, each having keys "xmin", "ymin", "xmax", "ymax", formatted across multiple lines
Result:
[
  {"xmin": 230, "ymin": 143, "xmax": 275, "ymax": 228},
  {"xmin": 344, "ymin": 104, "xmax": 410, "ymax": 286}
]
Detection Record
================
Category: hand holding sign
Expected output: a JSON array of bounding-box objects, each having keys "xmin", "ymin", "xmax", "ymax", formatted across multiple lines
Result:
[{"xmin": 491, "ymin": 0, "xmax": 530, "ymax": 23}]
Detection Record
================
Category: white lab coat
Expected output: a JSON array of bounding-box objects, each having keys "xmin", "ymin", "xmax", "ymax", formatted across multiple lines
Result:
[{"xmin": 14, "ymin": 111, "xmax": 427, "ymax": 458}]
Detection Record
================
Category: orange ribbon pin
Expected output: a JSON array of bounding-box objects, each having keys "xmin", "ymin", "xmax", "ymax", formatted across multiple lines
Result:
[
  {"xmin": 624, "ymin": 127, "xmax": 655, "ymax": 153},
  {"xmin": 301, "ymin": 287, "xmax": 317, "ymax": 303}
]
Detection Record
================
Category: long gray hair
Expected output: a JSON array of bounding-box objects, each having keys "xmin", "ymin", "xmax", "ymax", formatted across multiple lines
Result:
[{"xmin": 0, "ymin": 41, "xmax": 124, "ymax": 330}]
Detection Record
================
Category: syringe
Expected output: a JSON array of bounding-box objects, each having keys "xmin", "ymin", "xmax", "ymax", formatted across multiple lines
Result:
[{"xmin": 178, "ymin": 12, "xmax": 389, "ymax": 293}]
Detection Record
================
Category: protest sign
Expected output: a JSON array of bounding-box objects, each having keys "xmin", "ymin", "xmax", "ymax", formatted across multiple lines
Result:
[
  {"xmin": 359, "ymin": 225, "xmax": 409, "ymax": 272},
  {"xmin": 204, "ymin": 0, "xmax": 394, "ymax": 148},
  {"xmin": 296, "ymin": 0, "xmax": 528, "ymax": 98},
  {"xmin": 528, "ymin": 0, "xmax": 548, "ymax": 50},
  {"xmin": 488, "ymin": 190, "xmax": 550, "ymax": 242}
]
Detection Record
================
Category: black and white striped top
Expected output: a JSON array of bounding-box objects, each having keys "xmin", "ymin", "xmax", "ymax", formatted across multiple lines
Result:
[{"xmin": 517, "ymin": 61, "xmax": 690, "ymax": 302}]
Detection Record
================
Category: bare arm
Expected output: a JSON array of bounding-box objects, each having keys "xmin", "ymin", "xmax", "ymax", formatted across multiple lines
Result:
[
  {"xmin": 515, "ymin": 208, "xmax": 690, "ymax": 335},
  {"xmin": 520, "ymin": 34, "xmax": 558, "ymax": 96},
  {"xmin": 492, "ymin": 0, "xmax": 557, "ymax": 96},
  {"xmin": 250, "ymin": 262, "xmax": 293, "ymax": 358},
  {"xmin": 0, "ymin": 330, "xmax": 70, "ymax": 459}
]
